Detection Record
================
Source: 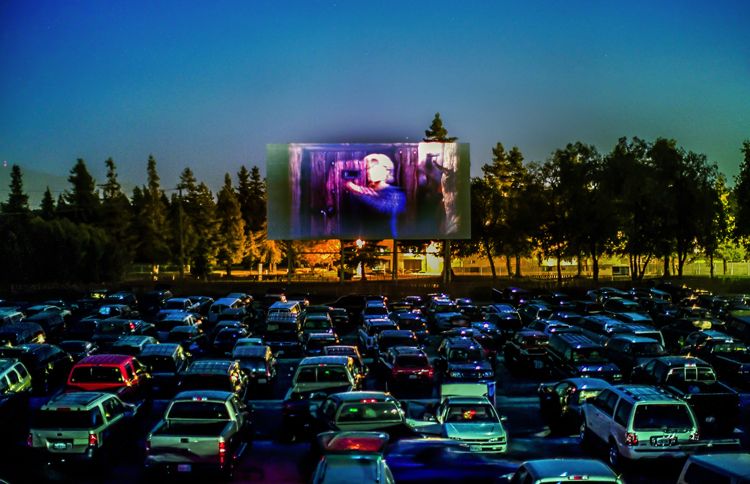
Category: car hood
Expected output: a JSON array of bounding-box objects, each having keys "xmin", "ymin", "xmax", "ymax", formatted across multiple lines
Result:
[{"xmin": 444, "ymin": 422, "xmax": 506, "ymax": 440}]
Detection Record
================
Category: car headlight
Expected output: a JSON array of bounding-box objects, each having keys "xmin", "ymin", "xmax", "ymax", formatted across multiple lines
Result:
[{"xmin": 449, "ymin": 371, "xmax": 462, "ymax": 378}]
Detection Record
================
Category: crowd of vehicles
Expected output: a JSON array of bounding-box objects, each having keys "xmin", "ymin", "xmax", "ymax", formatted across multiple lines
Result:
[{"xmin": 0, "ymin": 281, "xmax": 748, "ymax": 482}]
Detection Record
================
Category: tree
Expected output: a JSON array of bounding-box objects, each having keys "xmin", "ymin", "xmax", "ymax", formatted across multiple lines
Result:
[
  {"xmin": 64, "ymin": 158, "xmax": 99, "ymax": 224},
  {"xmin": 2, "ymin": 164, "xmax": 30, "ymax": 215},
  {"xmin": 134, "ymin": 155, "xmax": 171, "ymax": 270},
  {"xmin": 99, "ymin": 157, "xmax": 134, "ymax": 277},
  {"xmin": 40, "ymin": 187, "xmax": 55, "ymax": 220},
  {"xmin": 697, "ymin": 174, "xmax": 729, "ymax": 278},
  {"xmin": 734, "ymin": 140, "xmax": 750, "ymax": 245},
  {"xmin": 423, "ymin": 112, "xmax": 457, "ymax": 142},
  {"xmin": 216, "ymin": 173, "xmax": 246, "ymax": 276},
  {"xmin": 237, "ymin": 165, "xmax": 266, "ymax": 234}
]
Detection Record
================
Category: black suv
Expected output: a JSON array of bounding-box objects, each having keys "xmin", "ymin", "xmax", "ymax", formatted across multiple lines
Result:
[
  {"xmin": 178, "ymin": 359, "xmax": 248, "ymax": 400},
  {"xmin": 546, "ymin": 332, "xmax": 622, "ymax": 383},
  {"xmin": 138, "ymin": 343, "xmax": 191, "ymax": 396},
  {"xmin": 0, "ymin": 343, "xmax": 73, "ymax": 395},
  {"xmin": 435, "ymin": 336, "xmax": 495, "ymax": 383}
]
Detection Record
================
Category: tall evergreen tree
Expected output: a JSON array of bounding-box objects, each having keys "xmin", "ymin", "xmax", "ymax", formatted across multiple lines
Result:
[
  {"xmin": 64, "ymin": 158, "xmax": 99, "ymax": 224},
  {"xmin": 2, "ymin": 164, "xmax": 29, "ymax": 214},
  {"xmin": 134, "ymin": 155, "xmax": 171, "ymax": 270},
  {"xmin": 100, "ymin": 157, "xmax": 134, "ymax": 276},
  {"xmin": 40, "ymin": 187, "xmax": 55, "ymax": 220},
  {"xmin": 423, "ymin": 112, "xmax": 457, "ymax": 142},
  {"xmin": 216, "ymin": 173, "xmax": 246, "ymax": 276}
]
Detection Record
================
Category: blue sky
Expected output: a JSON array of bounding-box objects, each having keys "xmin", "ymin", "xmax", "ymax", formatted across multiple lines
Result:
[{"xmin": 1, "ymin": 0, "xmax": 748, "ymax": 197}]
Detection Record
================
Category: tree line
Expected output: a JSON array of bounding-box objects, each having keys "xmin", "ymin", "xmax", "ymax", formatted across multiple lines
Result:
[{"xmin": 1, "ymin": 114, "xmax": 749, "ymax": 284}]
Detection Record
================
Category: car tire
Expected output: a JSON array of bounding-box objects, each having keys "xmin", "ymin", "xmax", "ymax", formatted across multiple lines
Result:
[{"xmin": 608, "ymin": 439, "xmax": 628, "ymax": 470}]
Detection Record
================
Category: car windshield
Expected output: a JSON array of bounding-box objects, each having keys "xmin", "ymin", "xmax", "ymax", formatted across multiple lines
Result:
[
  {"xmin": 521, "ymin": 336, "xmax": 548, "ymax": 347},
  {"xmin": 633, "ymin": 404, "xmax": 693, "ymax": 430},
  {"xmin": 448, "ymin": 348, "xmax": 484, "ymax": 362},
  {"xmin": 666, "ymin": 366, "xmax": 717, "ymax": 384},
  {"xmin": 34, "ymin": 408, "xmax": 103, "ymax": 429},
  {"xmin": 239, "ymin": 359, "xmax": 266, "ymax": 373},
  {"xmin": 167, "ymin": 401, "xmax": 228, "ymax": 420},
  {"xmin": 396, "ymin": 355, "xmax": 428, "ymax": 368},
  {"xmin": 445, "ymin": 404, "xmax": 497, "ymax": 422},
  {"xmin": 303, "ymin": 319, "xmax": 331, "ymax": 330},
  {"xmin": 337, "ymin": 402, "xmax": 401, "ymax": 422},
  {"xmin": 364, "ymin": 307, "xmax": 388, "ymax": 316},
  {"xmin": 571, "ymin": 348, "xmax": 607, "ymax": 363},
  {"xmin": 296, "ymin": 366, "xmax": 348, "ymax": 383},
  {"xmin": 69, "ymin": 366, "xmax": 123, "ymax": 383},
  {"xmin": 96, "ymin": 322, "xmax": 128, "ymax": 334},
  {"xmin": 632, "ymin": 342, "xmax": 665, "ymax": 356}
]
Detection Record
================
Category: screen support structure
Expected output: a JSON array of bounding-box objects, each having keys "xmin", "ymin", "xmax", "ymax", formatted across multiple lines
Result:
[
  {"xmin": 391, "ymin": 240, "xmax": 398, "ymax": 282},
  {"xmin": 442, "ymin": 240, "xmax": 452, "ymax": 287},
  {"xmin": 339, "ymin": 240, "xmax": 345, "ymax": 285}
]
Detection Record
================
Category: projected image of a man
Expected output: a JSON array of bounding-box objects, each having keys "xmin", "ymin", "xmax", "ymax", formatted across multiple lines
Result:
[{"xmin": 344, "ymin": 153, "xmax": 405, "ymax": 238}]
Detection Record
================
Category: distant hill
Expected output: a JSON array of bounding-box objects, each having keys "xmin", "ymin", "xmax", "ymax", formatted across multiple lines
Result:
[{"xmin": 0, "ymin": 164, "xmax": 134, "ymax": 208}]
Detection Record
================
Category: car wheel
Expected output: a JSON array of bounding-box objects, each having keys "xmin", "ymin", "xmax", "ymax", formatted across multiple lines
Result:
[{"xmin": 608, "ymin": 440, "xmax": 627, "ymax": 469}]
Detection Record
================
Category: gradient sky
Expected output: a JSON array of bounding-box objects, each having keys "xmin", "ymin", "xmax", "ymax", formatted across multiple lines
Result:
[{"xmin": 1, "ymin": 0, "xmax": 748, "ymax": 200}]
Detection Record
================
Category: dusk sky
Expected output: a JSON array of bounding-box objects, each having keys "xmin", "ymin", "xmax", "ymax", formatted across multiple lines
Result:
[{"xmin": 1, "ymin": 0, "xmax": 748, "ymax": 200}]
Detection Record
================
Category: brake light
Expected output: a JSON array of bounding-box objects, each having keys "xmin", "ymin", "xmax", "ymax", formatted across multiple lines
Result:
[
  {"xmin": 625, "ymin": 432, "xmax": 638, "ymax": 446},
  {"xmin": 218, "ymin": 440, "xmax": 227, "ymax": 466},
  {"xmin": 427, "ymin": 368, "xmax": 434, "ymax": 378},
  {"xmin": 129, "ymin": 322, "xmax": 136, "ymax": 331},
  {"xmin": 88, "ymin": 433, "xmax": 98, "ymax": 447},
  {"xmin": 360, "ymin": 398, "xmax": 377, "ymax": 403},
  {"xmin": 27, "ymin": 433, "xmax": 33, "ymax": 447}
]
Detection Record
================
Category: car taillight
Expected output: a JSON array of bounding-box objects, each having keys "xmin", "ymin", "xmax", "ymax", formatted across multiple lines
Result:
[
  {"xmin": 27, "ymin": 433, "xmax": 33, "ymax": 447},
  {"xmin": 218, "ymin": 440, "xmax": 227, "ymax": 465},
  {"xmin": 427, "ymin": 368, "xmax": 434, "ymax": 378},
  {"xmin": 625, "ymin": 432, "xmax": 638, "ymax": 446},
  {"xmin": 88, "ymin": 433, "xmax": 98, "ymax": 447},
  {"xmin": 129, "ymin": 322, "xmax": 136, "ymax": 331}
]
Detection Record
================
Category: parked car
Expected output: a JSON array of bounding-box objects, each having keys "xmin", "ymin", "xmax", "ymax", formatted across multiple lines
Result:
[
  {"xmin": 580, "ymin": 384, "xmax": 700, "ymax": 469},
  {"xmin": 0, "ymin": 359, "xmax": 32, "ymax": 431},
  {"xmin": 503, "ymin": 330, "xmax": 549, "ymax": 373},
  {"xmin": 109, "ymin": 335, "xmax": 159, "ymax": 357},
  {"xmin": 631, "ymin": 356, "xmax": 740, "ymax": 436},
  {"xmin": 28, "ymin": 392, "xmax": 138, "ymax": 463},
  {"xmin": 22, "ymin": 312, "xmax": 66, "ymax": 341},
  {"xmin": 537, "ymin": 378, "xmax": 612, "ymax": 434},
  {"xmin": 357, "ymin": 318, "xmax": 398, "ymax": 357},
  {"xmin": 389, "ymin": 312, "xmax": 429, "ymax": 343},
  {"xmin": 689, "ymin": 339, "xmax": 750, "ymax": 390},
  {"xmin": 144, "ymin": 390, "xmax": 253, "ymax": 478},
  {"xmin": 0, "ymin": 322, "xmax": 46, "ymax": 346},
  {"xmin": 604, "ymin": 335, "xmax": 667, "ymax": 378},
  {"xmin": 212, "ymin": 327, "xmax": 251, "ymax": 356},
  {"xmin": 302, "ymin": 332, "xmax": 340, "ymax": 357},
  {"xmin": 435, "ymin": 337, "xmax": 495, "ymax": 383},
  {"xmin": 378, "ymin": 346, "xmax": 434, "ymax": 391},
  {"xmin": 58, "ymin": 340, "xmax": 99, "ymax": 362},
  {"xmin": 232, "ymin": 345, "xmax": 277, "ymax": 386},
  {"xmin": 165, "ymin": 325, "xmax": 209, "ymax": 356},
  {"xmin": 66, "ymin": 354, "xmax": 151, "ymax": 404},
  {"xmin": 90, "ymin": 318, "xmax": 155, "ymax": 349},
  {"xmin": 138, "ymin": 343, "xmax": 191, "ymax": 397},
  {"xmin": 323, "ymin": 345, "xmax": 368, "ymax": 380},
  {"xmin": 502, "ymin": 459, "xmax": 623, "ymax": 484},
  {"xmin": 546, "ymin": 332, "xmax": 622, "ymax": 382},
  {"xmin": 178, "ymin": 360, "xmax": 248, "ymax": 400},
  {"xmin": 677, "ymin": 453, "xmax": 750, "ymax": 484},
  {"xmin": 0, "ymin": 343, "xmax": 73, "ymax": 395}
]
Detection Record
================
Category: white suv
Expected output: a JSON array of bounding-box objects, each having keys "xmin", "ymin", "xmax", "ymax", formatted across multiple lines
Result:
[{"xmin": 580, "ymin": 384, "xmax": 699, "ymax": 468}]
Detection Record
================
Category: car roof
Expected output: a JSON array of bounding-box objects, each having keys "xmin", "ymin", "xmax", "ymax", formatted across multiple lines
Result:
[
  {"xmin": 332, "ymin": 391, "xmax": 395, "ymax": 402},
  {"xmin": 300, "ymin": 356, "xmax": 351, "ymax": 366},
  {"xmin": 379, "ymin": 329, "xmax": 414, "ymax": 337},
  {"xmin": 232, "ymin": 346, "xmax": 268, "ymax": 358},
  {"xmin": 173, "ymin": 390, "xmax": 234, "ymax": 401},
  {"xmin": 43, "ymin": 391, "xmax": 111, "ymax": 410},
  {"xmin": 523, "ymin": 458, "xmax": 617, "ymax": 479},
  {"xmin": 76, "ymin": 354, "xmax": 133, "ymax": 366},
  {"xmin": 140, "ymin": 343, "xmax": 181, "ymax": 356},
  {"xmin": 186, "ymin": 360, "xmax": 235, "ymax": 374},
  {"xmin": 687, "ymin": 453, "xmax": 750, "ymax": 478},
  {"xmin": 392, "ymin": 346, "xmax": 425, "ymax": 356},
  {"xmin": 443, "ymin": 396, "xmax": 492, "ymax": 405},
  {"xmin": 609, "ymin": 334, "xmax": 660, "ymax": 344},
  {"xmin": 112, "ymin": 335, "xmax": 154, "ymax": 345},
  {"xmin": 563, "ymin": 377, "xmax": 612, "ymax": 389}
]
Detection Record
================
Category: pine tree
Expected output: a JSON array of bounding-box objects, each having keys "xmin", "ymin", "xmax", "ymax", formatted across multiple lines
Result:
[
  {"xmin": 64, "ymin": 158, "xmax": 99, "ymax": 224},
  {"xmin": 100, "ymin": 157, "xmax": 134, "ymax": 272},
  {"xmin": 216, "ymin": 173, "xmax": 246, "ymax": 276},
  {"xmin": 423, "ymin": 112, "xmax": 457, "ymax": 142},
  {"xmin": 40, "ymin": 187, "xmax": 55, "ymax": 220},
  {"xmin": 134, "ymin": 155, "xmax": 171, "ymax": 269},
  {"xmin": 2, "ymin": 164, "xmax": 29, "ymax": 214}
]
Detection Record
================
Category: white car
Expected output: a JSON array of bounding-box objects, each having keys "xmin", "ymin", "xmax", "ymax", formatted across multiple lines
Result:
[{"xmin": 413, "ymin": 393, "xmax": 508, "ymax": 453}]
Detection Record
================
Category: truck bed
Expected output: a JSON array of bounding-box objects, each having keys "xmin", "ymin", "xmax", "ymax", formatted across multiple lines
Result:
[{"xmin": 152, "ymin": 420, "xmax": 231, "ymax": 437}]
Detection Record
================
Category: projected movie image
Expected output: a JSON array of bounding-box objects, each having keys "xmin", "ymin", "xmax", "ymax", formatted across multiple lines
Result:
[{"xmin": 267, "ymin": 143, "xmax": 470, "ymax": 240}]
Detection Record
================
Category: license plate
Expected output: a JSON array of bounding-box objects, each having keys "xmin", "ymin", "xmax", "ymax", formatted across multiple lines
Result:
[
  {"xmin": 177, "ymin": 464, "xmax": 192, "ymax": 473},
  {"xmin": 52, "ymin": 442, "xmax": 67, "ymax": 450},
  {"xmin": 651, "ymin": 436, "xmax": 676, "ymax": 447},
  {"xmin": 533, "ymin": 360, "xmax": 544, "ymax": 369},
  {"xmin": 408, "ymin": 374, "xmax": 418, "ymax": 379},
  {"xmin": 257, "ymin": 378, "xmax": 267, "ymax": 384},
  {"xmin": 469, "ymin": 445, "xmax": 482, "ymax": 452}
]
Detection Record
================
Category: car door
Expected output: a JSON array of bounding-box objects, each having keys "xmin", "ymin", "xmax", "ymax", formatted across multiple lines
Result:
[{"xmin": 587, "ymin": 389, "xmax": 617, "ymax": 439}]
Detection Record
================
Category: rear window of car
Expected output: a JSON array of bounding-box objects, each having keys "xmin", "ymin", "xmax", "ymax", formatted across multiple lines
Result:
[
  {"xmin": 180, "ymin": 375, "xmax": 232, "ymax": 392},
  {"xmin": 296, "ymin": 366, "xmax": 348, "ymax": 383},
  {"xmin": 35, "ymin": 408, "xmax": 104, "ymax": 429},
  {"xmin": 167, "ymin": 401, "xmax": 229, "ymax": 420},
  {"xmin": 70, "ymin": 366, "xmax": 123, "ymax": 383},
  {"xmin": 682, "ymin": 462, "xmax": 731, "ymax": 484},
  {"xmin": 304, "ymin": 319, "xmax": 332, "ymax": 330},
  {"xmin": 633, "ymin": 404, "xmax": 693, "ymax": 430},
  {"xmin": 380, "ymin": 336, "xmax": 415, "ymax": 349},
  {"xmin": 448, "ymin": 348, "xmax": 483, "ymax": 362},
  {"xmin": 396, "ymin": 355, "xmax": 428, "ymax": 368},
  {"xmin": 96, "ymin": 322, "xmax": 127, "ymax": 334},
  {"xmin": 140, "ymin": 355, "xmax": 176, "ymax": 373},
  {"xmin": 337, "ymin": 402, "xmax": 401, "ymax": 422}
]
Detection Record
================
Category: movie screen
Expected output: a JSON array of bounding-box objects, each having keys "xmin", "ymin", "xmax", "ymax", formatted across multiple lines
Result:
[{"xmin": 267, "ymin": 143, "xmax": 470, "ymax": 240}]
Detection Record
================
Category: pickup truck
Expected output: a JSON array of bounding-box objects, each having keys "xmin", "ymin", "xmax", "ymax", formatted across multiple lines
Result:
[
  {"xmin": 693, "ymin": 340, "xmax": 750, "ymax": 391},
  {"xmin": 632, "ymin": 356, "xmax": 740, "ymax": 437},
  {"xmin": 144, "ymin": 390, "xmax": 253, "ymax": 478}
]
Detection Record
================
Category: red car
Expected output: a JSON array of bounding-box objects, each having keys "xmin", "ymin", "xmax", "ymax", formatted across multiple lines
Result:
[
  {"xmin": 378, "ymin": 346, "xmax": 434, "ymax": 390},
  {"xmin": 66, "ymin": 354, "xmax": 151, "ymax": 403}
]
